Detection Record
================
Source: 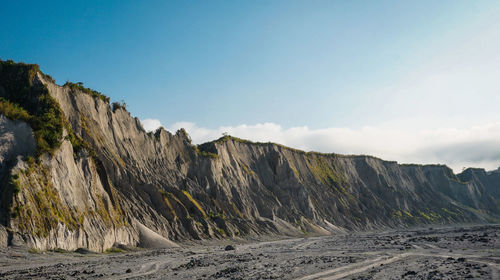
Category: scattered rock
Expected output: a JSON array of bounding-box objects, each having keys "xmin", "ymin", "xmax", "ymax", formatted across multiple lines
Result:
[
  {"xmin": 402, "ymin": 270, "xmax": 417, "ymax": 277},
  {"xmin": 225, "ymin": 245, "xmax": 236, "ymax": 251},
  {"xmin": 74, "ymin": 248, "xmax": 94, "ymax": 254}
]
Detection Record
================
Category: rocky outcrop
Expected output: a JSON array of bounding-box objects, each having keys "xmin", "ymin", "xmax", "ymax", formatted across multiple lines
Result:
[{"xmin": 0, "ymin": 61, "xmax": 499, "ymax": 251}]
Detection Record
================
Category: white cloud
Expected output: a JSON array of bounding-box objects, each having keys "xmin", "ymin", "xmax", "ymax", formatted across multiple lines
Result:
[
  {"xmin": 141, "ymin": 118, "xmax": 163, "ymax": 132},
  {"xmin": 155, "ymin": 9, "xmax": 500, "ymax": 174},
  {"xmin": 167, "ymin": 121, "xmax": 500, "ymax": 173}
]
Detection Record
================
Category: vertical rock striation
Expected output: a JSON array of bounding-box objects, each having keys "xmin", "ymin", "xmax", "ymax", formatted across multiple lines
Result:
[{"xmin": 0, "ymin": 61, "xmax": 499, "ymax": 251}]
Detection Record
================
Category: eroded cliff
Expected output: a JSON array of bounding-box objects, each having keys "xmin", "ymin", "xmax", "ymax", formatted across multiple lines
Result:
[{"xmin": 0, "ymin": 61, "xmax": 499, "ymax": 251}]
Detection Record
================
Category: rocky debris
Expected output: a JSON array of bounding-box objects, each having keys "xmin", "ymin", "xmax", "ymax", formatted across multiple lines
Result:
[
  {"xmin": 0, "ymin": 225, "xmax": 497, "ymax": 279},
  {"xmin": 224, "ymin": 245, "xmax": 235, "ymax": 251},
  {"xmin": 402, "ymin": 270, "xmax": 417, "ymax": 277},
  {"xmin": 212, "ymin": 266, "xmax": 243, "ymax": 279}
]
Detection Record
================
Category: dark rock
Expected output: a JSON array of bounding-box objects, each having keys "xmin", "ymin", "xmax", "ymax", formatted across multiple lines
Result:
[
  {"xmin": 225, "ymin": 245, "xmax": 236, "ymax": 251},
  {"xmin": 74, "ymin": 248, "xmax": 94, "ymax": 254},
  {"xmin": 402, "ymin": 270, "xmax": 417, "ymax": 277}
]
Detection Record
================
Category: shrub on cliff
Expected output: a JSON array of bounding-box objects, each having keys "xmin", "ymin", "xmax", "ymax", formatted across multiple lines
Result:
[
  {"xmin": 64, "ymin": 81, "xmax": 110, "ymax": 103},
  {"xmin": 0, "ymin": 60, "xmax": 64, "ymax": 157},
  {"xmin": 112, "ymin": 101, "xmax": 127, "ymax": 112}
]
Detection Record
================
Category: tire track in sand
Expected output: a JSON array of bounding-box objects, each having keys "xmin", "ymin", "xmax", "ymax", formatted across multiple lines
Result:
[{"xmin": 297, "ymin": 253, "xmax": 410, "ymax": 280}]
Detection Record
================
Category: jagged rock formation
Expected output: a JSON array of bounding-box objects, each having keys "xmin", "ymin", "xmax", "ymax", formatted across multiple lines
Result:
[{"xmin": 0, "ymin": 61, "xmax": 499, "ymax": 251}]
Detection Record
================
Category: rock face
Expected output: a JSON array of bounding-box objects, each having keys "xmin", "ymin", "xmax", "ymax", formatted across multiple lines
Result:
[{"xmin": 0, "ymin": 61, "xmax": 499, "ymax": 251}]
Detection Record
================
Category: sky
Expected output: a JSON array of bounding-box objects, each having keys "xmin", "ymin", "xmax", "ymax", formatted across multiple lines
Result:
[{"xmin": 2, "ymin": 0, "xmax": 500, "ymax": 172}]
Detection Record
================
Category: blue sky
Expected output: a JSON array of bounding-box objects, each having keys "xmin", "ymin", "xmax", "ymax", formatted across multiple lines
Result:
[{"xmin": 2, "ymin": 0, "xmax": 500, "ymax": 170}]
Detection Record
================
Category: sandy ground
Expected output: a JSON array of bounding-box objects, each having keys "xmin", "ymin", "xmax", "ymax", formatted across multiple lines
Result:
[{"xmin": 0, "ymin": 224, "xmax": 498, "ymax": 279}]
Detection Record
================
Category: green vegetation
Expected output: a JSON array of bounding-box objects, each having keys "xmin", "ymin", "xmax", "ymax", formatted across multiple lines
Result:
[
  {"xmin": 194, "ymin": 146, "xmax": 219, "ymax": 159},
  {"xmin": 446, "ymin": 175, "xmax": 468, "ymax": 185},
  {"xmin": 24, "ymin": 156, "xmax": 35, "ymax": 166},
  {"xmin": 112, "ymin": 101, "xmax": 127, "ymax": 112},
  {"xmin": 0, "ymin": 60, "xmax": 65, "ymax": 157},
  {"xmin": 418, "ymin": 210, "xmax": 442, "ymax": 222},
  {"xmin": 216, "ymin": 227, "xmax": 226, "ymax": 235},
  {"xmin": 403, "ymin": 210, "xmax": 413, "ymax": 217},
  {"xmin": 213, "ymin": 135, "xmax": 254, "ymax": 145},
  {"xmin": 9, "ymin": 176, "xmax": 21, "ymax": 195},
  {"xmin": 194, "ymin": 144, "xmax": 219, "ymax": 159},
  {"xmin": 28, "ymin": 247, "xmax": 38, "ymax": 254},
  {"xmin": 159, "ymin": 190, "xmax": 178, "ymax": 219},
  {"xmin": 105, "ymin": 247, "xmax": 124, "ymax": 253},
  {"xmin": 64, "ymin": 124, "xmax": 86, "ymax": 156},
  {"xmin": 207, "ymin": 134, "xmax": 383, "ymax": 161},
  {"xmin": 241, "ymin": 164, "xmax": 255, "ymax": 176},
  {"xmin": 392, "ymin": 210, "xmax": 403, "ymax": 218},
  {"xmin": 11, "ymin": 206, "xmax": 21, "ymax": 218},
  {"xmin": 230, "ymin": 202, "xmax": 244, "ymax": 218},
  {"xmin": 194, "ymin": 221, "xmax": 203, "ymax": 227},
  {"xmin": 0, "ymin": 98, "xmax": 32, "ymax": 121},
  {"xmin": 208, "ymin": 210, "xmax": 226, "ymax": 220},
  {"xmin": 14, "ymin": 165, "xmax": 78, "ymax": 237},
  {"xmin": 308, "ymin": 156, "xmax": 350, "ymax": 196},
  {"xmin": 12, "ymin": 159, "xmax": 127, "ymax": 237},
  {"xmin": 63, "ymin": 81, "xmax": 110, "ymax": 103},
  {"xmin": 392, "ymin": 209, "xmax": 413, "ymax": 220},
  {"xmin": 182, "ymin": 190, "xmax": 207, "ymax": 218}
]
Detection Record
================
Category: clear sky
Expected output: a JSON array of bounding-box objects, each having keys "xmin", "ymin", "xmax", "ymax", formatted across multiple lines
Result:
[{"xmin": 2, "ymin": 1, "xmax": 500, "ymax": 171}]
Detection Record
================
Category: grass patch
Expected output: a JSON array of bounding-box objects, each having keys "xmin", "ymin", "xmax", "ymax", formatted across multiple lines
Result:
[
  {"xmin": 418, "ymin": 210, "xmax": 441, "ymax": 222},
  {"xmin": 216, "ymin": 227, "xmax": 226, "ymax": 235},
  {"xmin": 105, "ymin": 247, "xmax": 124, "ymax": 253},
  {"xmin": 63, "ymin": 81, "xmax": 110, "ymax": 103},
  {"xmin": 194, "ymin": 145, "xmax": 219, "ymax": 159},
  {"xmin": 28, "ymin": 247, "xmax": 38, "ymax": 254},
  {"xmin": 392, "ymin": 210, "xmax": 403, "ymax": 218},
  {"xmin": 0, "ymin": 98, "xmax": 32, "ymax": 121},
  {"xmin": 308, "ymin": 156, "xmax": 351, "ymax": 197},
  {"xmin": 208, "ymin": 210, "xmax": 226, "ymax": 220},
  {"xmin": 241, "ymin": 164, "xmax": 255, "ymax": 176},
  {"xmin": 159, "ymin": 190, "xmax": 177, "ymax": 219},
  {"xmin": 182, "ymin": 190, "xmax": 207, "ymax": 218}
]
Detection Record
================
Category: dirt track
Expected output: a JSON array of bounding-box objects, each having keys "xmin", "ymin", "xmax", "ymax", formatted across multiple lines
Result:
[{"xmin": 0, "ymin": 224, "xmax": 499, "ymax": 279}]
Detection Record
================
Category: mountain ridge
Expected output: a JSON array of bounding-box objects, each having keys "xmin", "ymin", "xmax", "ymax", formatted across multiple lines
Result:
[{"xmin": 1, "ymin": 60, "xmax": 499, "ymax": 252}]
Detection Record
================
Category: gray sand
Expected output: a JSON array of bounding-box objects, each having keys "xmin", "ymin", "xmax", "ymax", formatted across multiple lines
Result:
[{"xmin": 0, "ymin": 224, "xmax": 498, "ymax": 279}]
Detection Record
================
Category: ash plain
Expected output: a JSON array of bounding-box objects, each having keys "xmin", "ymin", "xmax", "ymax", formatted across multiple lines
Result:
[{"xmin": 0, "ymin": 224, "xmax": 499, "ymax": 280}]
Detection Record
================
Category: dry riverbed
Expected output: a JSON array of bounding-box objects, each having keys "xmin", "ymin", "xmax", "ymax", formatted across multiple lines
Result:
[{"xmin": 0, "ymin": 224, "xmax": 499, "ymax": 279}]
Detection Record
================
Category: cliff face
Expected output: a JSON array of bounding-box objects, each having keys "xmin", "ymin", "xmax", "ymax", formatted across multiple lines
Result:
[{"xmin": 0, "ymin": 62, "xmax": 499, "ymax": 251}]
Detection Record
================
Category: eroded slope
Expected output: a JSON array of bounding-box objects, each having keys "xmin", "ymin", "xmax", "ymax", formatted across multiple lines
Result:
[{"xmin": 0, "ymin": 60, "xmax": 499, "ymax": 251}]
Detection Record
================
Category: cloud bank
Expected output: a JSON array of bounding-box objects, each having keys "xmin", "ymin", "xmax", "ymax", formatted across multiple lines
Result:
[
  {"xmin": 142, "ymin": 120, "xmax": 500, "ymax": 173},
  {"xmin": 138, "ymin": 9, "xmax": 500, "ymax": 174},
  {"xmin": 141, "ymin": 118, "xmax": 163, "ymax": 132}
]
